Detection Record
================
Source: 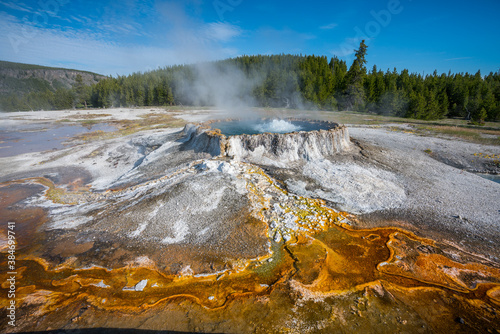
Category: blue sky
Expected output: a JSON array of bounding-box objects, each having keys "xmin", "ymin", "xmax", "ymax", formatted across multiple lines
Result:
[{"xmin": 0, "ymin": 0, "xmax": 499, "ymax": 76}]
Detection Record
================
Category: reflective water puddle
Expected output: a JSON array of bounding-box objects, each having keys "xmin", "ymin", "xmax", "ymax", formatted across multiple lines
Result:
[{"xmin": 0, "ymin": 123, "xmax": 115, "ymax": 157}]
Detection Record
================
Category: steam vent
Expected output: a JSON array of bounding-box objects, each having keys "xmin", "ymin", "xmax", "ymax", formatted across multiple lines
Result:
[{"xmin": 184, "ymin": 118, "xmax": 351, "ymax": 164}]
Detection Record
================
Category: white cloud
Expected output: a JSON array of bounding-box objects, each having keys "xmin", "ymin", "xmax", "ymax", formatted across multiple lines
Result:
[
  {"xmin": 330, "ymin": 47, "xmax": 355, "ymax": 57},
  {"xmin": 69, "ymin": 15, "xmax": 85, "ymax": 24},
  {"xmin": 320, "ymin": 23, "xmax": 338, "ymax": 30},
  {"xmin": 445, "ymin": 57, "xmax": 472, "ymax": 61},
  {"xmin": 0, "ymin": 12, "xmax": 240, "ymax": 75},
  {"xmin": 100, "ymin": 22, "xmax": 141, "ymax": 36},
  {"xmin": 0, "ymin": 10, "xmax": 18, "ymax": 22},
  {"xmin": 0, "ymin": 1, "xmax": 33, "ymax": 13},
  {"xmin": 204, "ymin": 22, "xmax": 242, "ymax": 42}
]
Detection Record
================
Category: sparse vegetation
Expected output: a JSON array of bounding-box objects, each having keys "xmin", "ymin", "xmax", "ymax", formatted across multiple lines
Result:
[
  {"xmin": 79, "ymin": 119, "xmax": 100, "ymax": 126},
  {"xmin": 413, "ymin": 125, "xmax": 500, "ymax": 145},
  {"xmin": 70, "ymin": 112, "xmax": 186, "ymax": 142},
  {"xmin": 315, "ymin": 109, "xmax": 500, "ymax": 145},
  {"xmin": 67, "ymin": 113, "xmax": 112, "ymax": 119}
]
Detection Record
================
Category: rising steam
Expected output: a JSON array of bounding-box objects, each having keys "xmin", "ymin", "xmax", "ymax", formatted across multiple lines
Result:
[{"xmin": 175, "ymin": 61, "xmax": 263, "ymax": 118}]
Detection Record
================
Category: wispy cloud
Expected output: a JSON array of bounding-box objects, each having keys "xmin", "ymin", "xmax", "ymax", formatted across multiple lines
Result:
[
  {"xmin": 0, "ymin": 1, "xmax": 33, "ymax": 13},
  {"xmin": 0, "ymin": 10, "xmax": 18, "ymax": 23},
  {"xmin": 204, "ymin": 22, "xmax": 242, "ymax": 42},
  {"xmin": 69, "ymin": 15, "xmax": 88, "ymax": 24},
  {"xmin": 99, "ymin": 22, "xmax": 143, "ymax": 36},
  {"xmin": 320, "ymin": 23, "xmax": 338, "ymax": 30},
  {"xmin": 0, "ymin": 10, "xmax": 240, "ymax": 75},
  {"xmin": 330, "ymin": 47, "xmax": 354, "ymax": 57},
  {"xmin": 299, "ymin": 33, "xmax": 316, "ymax": 40},
  {"xmin": 1, "ymin": 28, "xmax": 172, "ymax": 74},
  {"xmin": 445, "ymin": 57, "xmax": 472, "ymax": 61}
]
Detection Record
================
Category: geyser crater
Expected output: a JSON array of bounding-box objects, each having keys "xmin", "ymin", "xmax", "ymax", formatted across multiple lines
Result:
[
  {"xmin": 209, "ymin": 118, "xmax": 334, "ymax": 136},
  {"xmin": 184, "ymin": 118, "xmax": 351, "ymax": 165}
]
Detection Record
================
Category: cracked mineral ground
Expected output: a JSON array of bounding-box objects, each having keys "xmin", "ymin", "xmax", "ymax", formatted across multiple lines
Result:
[{"xmin": 0, "ymin": 108, "xmax": 499, "ymax": 333}]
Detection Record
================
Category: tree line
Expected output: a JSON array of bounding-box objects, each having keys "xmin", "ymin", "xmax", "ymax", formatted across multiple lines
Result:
[{"xmin": 1, "ymin": 42, "xmax": 499, "ymax": 122}]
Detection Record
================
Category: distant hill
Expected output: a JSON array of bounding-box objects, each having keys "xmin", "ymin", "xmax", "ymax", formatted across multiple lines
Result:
[{"xmin": 0, "ymin": 60, "xmax": 106, "ymax": 95}]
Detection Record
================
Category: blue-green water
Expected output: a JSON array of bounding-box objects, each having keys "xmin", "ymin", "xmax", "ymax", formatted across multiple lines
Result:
[{"xmin": 211, "ymin": 119, "xmax": 333, "ymax": 136}]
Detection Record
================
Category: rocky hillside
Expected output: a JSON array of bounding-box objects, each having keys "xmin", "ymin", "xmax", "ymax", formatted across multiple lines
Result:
[{"xmin": 0, "ymin": 60, "xmax": 106, "ymax": 95}]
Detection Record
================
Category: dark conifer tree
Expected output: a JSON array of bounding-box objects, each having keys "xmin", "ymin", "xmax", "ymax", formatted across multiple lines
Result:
[{"xmin": 343, "ymin": 40, "xmax": 368, "ymax": 111}]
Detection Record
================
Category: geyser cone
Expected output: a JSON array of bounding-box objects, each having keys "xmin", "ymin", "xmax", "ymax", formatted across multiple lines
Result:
[{"xmin": 184, "ymin": 118, "xmax": 351, "ymax": 164}]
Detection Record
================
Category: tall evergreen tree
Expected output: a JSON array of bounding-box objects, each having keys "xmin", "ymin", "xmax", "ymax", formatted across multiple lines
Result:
[
  {"xmin": 74, "ymin": 74, "xmax": 90, "ymax": 108},
  {"xmin": 343, "ymin": 40, "xmax": 368, "ymax": 111}
]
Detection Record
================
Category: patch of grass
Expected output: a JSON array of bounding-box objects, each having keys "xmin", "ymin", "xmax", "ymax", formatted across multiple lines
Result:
[
  {"xmin": 83, "ymin": 147, "xmax": 105, "ymax": 159},
  {"xmin": 414, "ymin": 125, "xmax": 500, "ymax": 145},
  {"xmin": 78, "ymin": 130, "xmax": 107, "ymax": 141},
  {"xmin": 79, "ymin": 119, "xmax": 100, "ymax": 126},
  {"xmin": 325, "ymin": 112, "xmax": 405, "ymax": 126},
  {"xmin": 72, "ymin": 112, "xmax": 186, "ymax": 142},
  {"xmin": 67, "ymin": 113, "xmax": 112, "ymax": 119},
  {"xmin": 424, "ymin": 149, "xmax": 433, "ymax": 155},
  {"xmin": 38, "ymin": 150, "xmax": 73, "ymax": 165},
  {"xmin": 306, "ymin": 110, "xmax": 500, "ymax": 145},
  {"xmin": 313, "ymin": 109, "xmax": 499, "ymax": 128},
  {"xmin": 388, "ymin": 126, "xmax": 416, "ymax": 135}
]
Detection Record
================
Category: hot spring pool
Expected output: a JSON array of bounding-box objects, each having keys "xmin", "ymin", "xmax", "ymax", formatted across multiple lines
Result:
[{"xmin": 210, "ymin": 119, "xmax": 334, "ymax": 136}]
